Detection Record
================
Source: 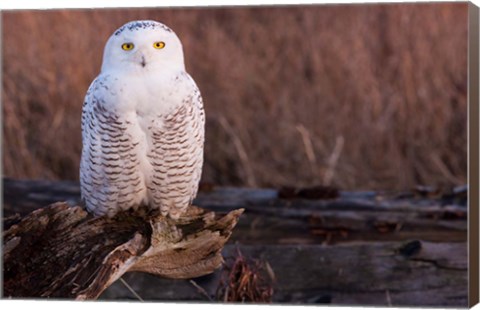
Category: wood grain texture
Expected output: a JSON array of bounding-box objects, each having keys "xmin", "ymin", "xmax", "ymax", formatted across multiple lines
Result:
[
  {"xmin": 2, "ymin": 178, "xmax": 468, "ymax": 305},
  {"xmin": 3, "ymin": 200, "xmax": 243, "ymax": 299},
  {"xmin": 101, "ymin": 241, "xmax": 467, "ymax": 306}
]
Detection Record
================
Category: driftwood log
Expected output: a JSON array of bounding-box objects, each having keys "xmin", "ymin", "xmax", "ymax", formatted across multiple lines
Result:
[
  {"xmin": 2, "ymin": 178, "xmax": 469, "ymax": 306},
  {"xmin": 3, "ymin": 197, "xmax": 243, "ymax": 299}
]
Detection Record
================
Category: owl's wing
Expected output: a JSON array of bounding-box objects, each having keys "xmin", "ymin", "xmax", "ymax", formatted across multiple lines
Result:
[
  {"xmin": 80, "ymin": 75, "xmax": 145, "ymax": 217},
  {"xmin": 148, "ymin": 72, "xmax": 205, "ymax": 219}
]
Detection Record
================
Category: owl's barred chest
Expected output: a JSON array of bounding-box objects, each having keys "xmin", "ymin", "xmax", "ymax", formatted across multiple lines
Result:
[
  {"xmin": 128, "ymin": 98, "xmax": 196, "ymax": 183},
  {"xmin": 92, "ymin": 69, "xmax": 200, "ymax": 157}
]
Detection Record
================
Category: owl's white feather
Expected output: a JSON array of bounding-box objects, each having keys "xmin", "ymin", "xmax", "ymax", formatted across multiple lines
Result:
[{"xmin": 80, "ymin": 20, "xmax": 205, "ymax": 218}]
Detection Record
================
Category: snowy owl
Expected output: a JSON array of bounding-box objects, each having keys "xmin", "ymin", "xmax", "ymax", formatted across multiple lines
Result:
[{"xmin": 80, "ymin": 20, "xmax": 205, "ymax": 219}]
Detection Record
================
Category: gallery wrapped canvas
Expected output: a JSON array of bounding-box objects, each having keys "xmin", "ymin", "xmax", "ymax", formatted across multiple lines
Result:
[{"xmin": 1, "ymin": 1, "xmax": 479, "ymax": 308}]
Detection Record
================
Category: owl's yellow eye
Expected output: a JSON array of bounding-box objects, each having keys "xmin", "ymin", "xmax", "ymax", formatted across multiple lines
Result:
[
  {"xmin": 121, "ymin": 43, "xmax": 134, "ymax": 51},
  {"xmin": 153, "ymin": 41, "xmax": 166, "ymax": 49}
]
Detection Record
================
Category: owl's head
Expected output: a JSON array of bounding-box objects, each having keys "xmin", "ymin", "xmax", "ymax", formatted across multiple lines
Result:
[{"xmin": 101, "ymin": 20, "xmax": 185, "ymax": 73}]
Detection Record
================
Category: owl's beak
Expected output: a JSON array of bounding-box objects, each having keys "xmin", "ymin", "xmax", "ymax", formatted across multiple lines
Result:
[{"xmin": 140, "ymin": 55, "xmax": 146, "ymax": 68}]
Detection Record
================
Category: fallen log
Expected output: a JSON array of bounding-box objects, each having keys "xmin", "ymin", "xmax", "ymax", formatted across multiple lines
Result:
[
  {"xmin": 2, "ymin": 178, "xmax": 468, "ymax": 306},
  {"xmin": 102, "ymin": 241, "xmax": 468, "ymax": 306},
  {"xmin": 3, "ymin": 201, "xmax": 243, "ymax": 299}
]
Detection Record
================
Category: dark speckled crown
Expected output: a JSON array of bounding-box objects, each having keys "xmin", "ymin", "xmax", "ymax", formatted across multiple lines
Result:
[{"xmin": 114, "ymin": 20, "xmax": 172, "ymax": 36}]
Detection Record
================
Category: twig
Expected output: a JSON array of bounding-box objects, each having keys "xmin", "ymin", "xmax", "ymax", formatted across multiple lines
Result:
[
  {"xmin": 223, "ymin": 285, "xmax": 229, "ymax": 302},
  {"xmin": 265, "ymin": 261, "xmax": 276, "ymax": 282},
  {"xmin": 119, "ymin": 277, "xmax": 144, "ymax": 302},
  {"xmin": 385, "ymin": 289, "xmax": 392, "ymax": 306},
  {"xmin": 219, "ymin": 116, "xmax": 257, "ymax": 187},
  {"xmin": 189, "ymin": 279, "xmax": 213, "ymax": 301},
  {"xmin": 296, "ymin": 124, "xmax": 318, "ymax": 166},
  {"xmin": 323, "ymin": 136, "xmax": 344, "ymax": 186},
  {"xmin": 430, "ymin": 153, "xmax": 463, "ymax": 184},
  {"xmin": 296, "ymin": 124, "xmax": 319, "ymax": 179}
]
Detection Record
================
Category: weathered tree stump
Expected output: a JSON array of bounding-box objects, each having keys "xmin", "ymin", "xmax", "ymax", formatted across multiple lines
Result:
[{"xmin": 3, "ymin": 201, "xmax": 243, "ymax": 299}]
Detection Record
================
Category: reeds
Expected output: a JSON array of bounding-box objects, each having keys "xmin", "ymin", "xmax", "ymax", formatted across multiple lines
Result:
[{"xmin": 2, "ymin": 3, "xmax": 468, "ymax": 190}]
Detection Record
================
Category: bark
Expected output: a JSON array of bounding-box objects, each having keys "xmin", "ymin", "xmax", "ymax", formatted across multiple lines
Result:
[{"xmin": 3, "ymin": 201, "xmax": 243, "ymax": 299}]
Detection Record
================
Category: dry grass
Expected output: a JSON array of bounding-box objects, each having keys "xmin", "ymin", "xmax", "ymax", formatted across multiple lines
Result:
[
  {"xmin": 2, "ymin": 3, "xmax": 468, "ymax": 190},
  {"xmin": 216, "ymin": 248, "xmax": 274, "ymax": 302}
]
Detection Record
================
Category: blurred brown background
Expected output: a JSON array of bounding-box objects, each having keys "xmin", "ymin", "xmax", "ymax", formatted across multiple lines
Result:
[{"xmin": 2, "ymin": 3, "xmax": 468, "ymax": 190}]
